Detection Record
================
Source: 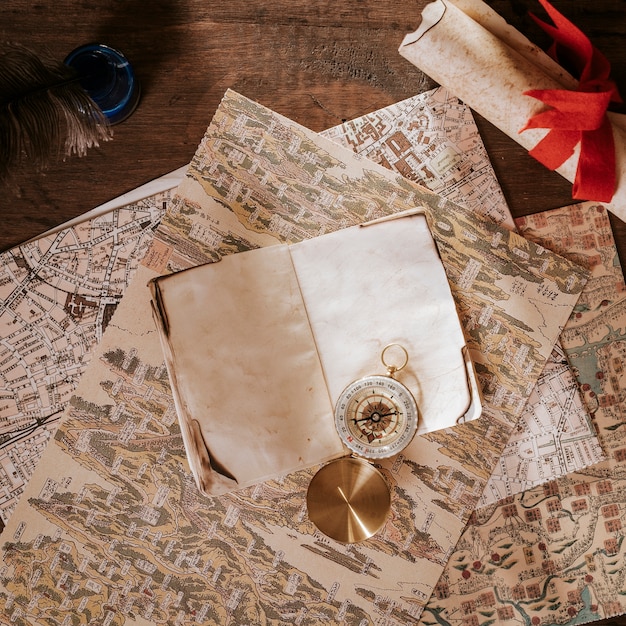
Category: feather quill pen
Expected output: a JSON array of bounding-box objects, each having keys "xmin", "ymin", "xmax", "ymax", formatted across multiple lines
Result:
[{"xmin": 0, "ymin": 44, "xmax": 111, "ymax": 183}]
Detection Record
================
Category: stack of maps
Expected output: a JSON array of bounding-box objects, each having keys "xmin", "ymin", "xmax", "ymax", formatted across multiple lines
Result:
[{"xmin": 0, "ymin": 87, "xmax": 624, "ymax": 626}]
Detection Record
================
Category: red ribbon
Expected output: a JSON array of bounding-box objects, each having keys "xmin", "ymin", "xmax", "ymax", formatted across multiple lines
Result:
[{"xmin": 520, "ymin": 0, "xmax": 622, "ymax": 202}]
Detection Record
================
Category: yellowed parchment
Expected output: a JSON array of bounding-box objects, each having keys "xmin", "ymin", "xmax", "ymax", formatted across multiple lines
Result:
[{"xmin": 399, "ymin": 0, "xmax": 626, "ymax": 221}]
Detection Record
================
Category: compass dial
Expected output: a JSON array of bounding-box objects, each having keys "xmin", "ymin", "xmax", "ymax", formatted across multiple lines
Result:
[{"xmin": 334, "ymin": 375, "xmax": 419, "ymax": 459}]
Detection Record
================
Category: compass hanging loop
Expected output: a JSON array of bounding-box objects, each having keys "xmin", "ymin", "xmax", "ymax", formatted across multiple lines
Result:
[{"xmin": 381, "ymin": 343, "xmax": 409, "ymax": 378}]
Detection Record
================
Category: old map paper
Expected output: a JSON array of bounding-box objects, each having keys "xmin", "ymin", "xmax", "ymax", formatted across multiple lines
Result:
[
  {"xmin": 0, "ymin": 194, "xmax": 169, "ymax": 524},
  {"xmin": 0, "ymin": 88, "xmax": 600, "ymax": 526},
  {"xmin": 324, "ymin": 88, "xmax": 604, "ymax": 503},
  {"xmin": 480, "ymin": 342, "xmax": 604, "ymax": 505},
  {"xmin": 322, "ymin": 87, "xmax": 513, "ymax": 229},
  {"xmin": 424, "ymin": 201, "xmax": 626, "ymax": 624},
  {"xmin": 0, "ymin": 90, "xmax": 585, "ymax": 625}
]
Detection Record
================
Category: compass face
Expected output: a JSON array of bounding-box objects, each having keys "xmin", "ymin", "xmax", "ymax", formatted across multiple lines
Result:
[{"xmin": 334, "ymin": 375, "xmax": 419, "ymax": 459}]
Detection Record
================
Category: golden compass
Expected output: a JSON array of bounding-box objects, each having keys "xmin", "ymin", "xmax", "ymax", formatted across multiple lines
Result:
[
  {"xmin": 334, "ymin": 343, "xmax": 419, "ymax": 459},
  {"xmin": 307, "ymin": 344, "xmax": 419, "ymax": 543}
]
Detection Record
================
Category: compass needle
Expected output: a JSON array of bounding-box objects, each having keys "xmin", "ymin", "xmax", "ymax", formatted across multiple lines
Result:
[{"xmin": 335, "ymin": 374, "xmax": 418, "ymax": 458}]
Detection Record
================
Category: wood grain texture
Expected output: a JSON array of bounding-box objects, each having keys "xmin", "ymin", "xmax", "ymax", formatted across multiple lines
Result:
[
  {"xmin": 0, "ymin": 0, "xmax": 624, "ymax": 259},
  {"xmin": 0, "ymin": 0, "xmax": 626, "ymax": 250}
]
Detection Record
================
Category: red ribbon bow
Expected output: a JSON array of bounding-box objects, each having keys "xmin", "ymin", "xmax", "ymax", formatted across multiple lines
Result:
[{"xmin": 520, "ymin": 0, "xmax": 622, "ymax": 202}]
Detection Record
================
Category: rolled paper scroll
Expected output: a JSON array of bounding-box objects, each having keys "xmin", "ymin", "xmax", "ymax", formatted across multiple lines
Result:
[{"xmin": 399, "ymin": 0, "xmax": 626, "ymax": 220}]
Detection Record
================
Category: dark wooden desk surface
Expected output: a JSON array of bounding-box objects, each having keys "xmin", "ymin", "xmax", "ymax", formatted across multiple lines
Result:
[
  {"xmin": 1, "ymin": 2, "xmax": 626, "ymax": 624},
  {"xmin": 1, "ymin": 0, "xmax": 625, "ymax": 256}
]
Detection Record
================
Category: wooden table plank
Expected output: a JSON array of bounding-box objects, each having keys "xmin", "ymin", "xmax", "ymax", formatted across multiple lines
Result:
[{"xmin": 1, "ymin": 0, "xmax": 624, "ymax": 254}]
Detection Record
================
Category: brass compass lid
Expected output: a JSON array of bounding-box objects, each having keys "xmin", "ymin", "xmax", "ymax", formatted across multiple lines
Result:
[{"xmin": 306, "ymin": 457, "xmax": 391, "ymax": 543}]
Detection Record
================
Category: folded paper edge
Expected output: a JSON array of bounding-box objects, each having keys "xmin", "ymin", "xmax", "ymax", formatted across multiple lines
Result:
[
  {"xmin": 149, "ymin": 277, "xmax": 240, "ymax": 497},
  {"xmin": 399, "ymin": 0, "xmax": 446, "ymax": 47}
]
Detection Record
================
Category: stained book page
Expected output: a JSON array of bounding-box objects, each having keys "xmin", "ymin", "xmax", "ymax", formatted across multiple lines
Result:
[
  {"xmin": 151, "ymin": 244, "xmax": 343, "ymax": 494},
  {"xmin": 151, "ymin": 213, "xmax": 478, "ymax": 495},
  {"xmin": 291, "ymin": 212, "xmax": 474, "ymax": 435}
]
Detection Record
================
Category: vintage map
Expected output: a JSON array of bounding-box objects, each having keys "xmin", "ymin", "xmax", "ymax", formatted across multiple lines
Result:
[
  {"xmin": 0, "ymin": 87, "xmax": 600, "ymax": 530},
  {"xmin": 0, "ymin": 196, "xmax": 168, "ymax": 525},
  {"xmin": 0, "ymin": 90, "xmax": 585, "ymax": 625},
  {"xmin": 325, "ymin": 89, "xmax": 604, "ymax": 503},
  {"xmin": 323, "ymin": 87, "xmax": 514, "ymax": 229},
  {"xmin": 0, "ymin": 87, "xmax": 509, "ymax": 527},
  {"xmin": 480, "ymin": 343, "xmax": 604, "ymax": 506},
  {"xmin": 423, "ymin": 201, "xmax": 626, "ymax": 624}
]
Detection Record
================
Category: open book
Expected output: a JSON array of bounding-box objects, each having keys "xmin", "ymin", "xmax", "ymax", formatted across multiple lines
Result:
[{"xmin": 150, "ymin": 211, "xmax": 482, "ymax": 496}]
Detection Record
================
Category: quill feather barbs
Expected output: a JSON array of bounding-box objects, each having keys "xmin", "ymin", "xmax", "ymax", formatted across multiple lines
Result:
[{"xmin": 0, "ymin": 44, "xmax": 111, "ymax": 183}]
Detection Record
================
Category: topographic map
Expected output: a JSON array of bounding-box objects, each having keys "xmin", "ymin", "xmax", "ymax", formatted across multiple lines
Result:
[
  {"xmin": 0, "ymin": 197, "xmax": 168, "ymax": 525},
  {"xmin": 0, "ymin": 89, "xmax": 585, "ymax": 625},
  {"xmin": 423, "ymin": 201, "xmax": 626, "ymax": 624}
]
